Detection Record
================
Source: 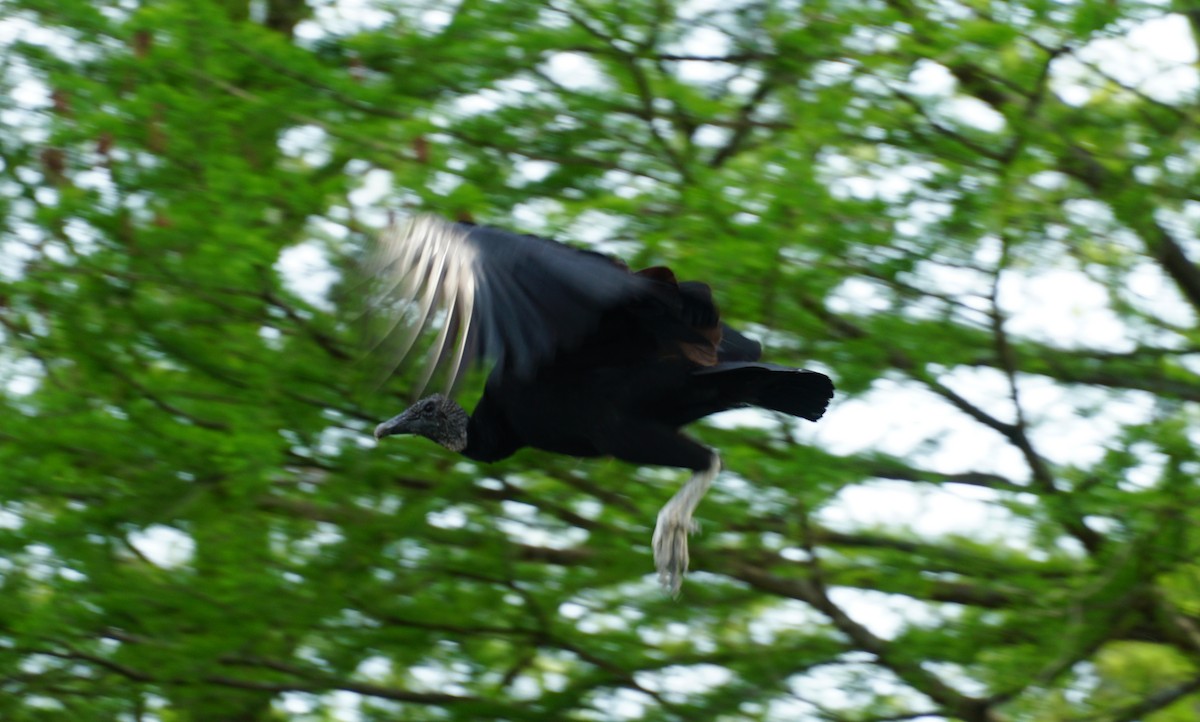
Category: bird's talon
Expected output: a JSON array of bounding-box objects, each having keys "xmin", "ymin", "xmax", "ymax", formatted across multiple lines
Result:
[{"xmin": 652, "ymin": 514, "xmax": 697, "ymax": 596}]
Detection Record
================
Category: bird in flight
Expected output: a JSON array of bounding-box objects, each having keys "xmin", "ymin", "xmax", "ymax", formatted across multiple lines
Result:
[{"xmin": 370, "ymin": 215, "xmax": 833, "ymax": 594}]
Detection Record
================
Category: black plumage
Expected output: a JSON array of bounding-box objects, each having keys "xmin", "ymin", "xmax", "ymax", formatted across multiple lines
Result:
[{"xmin": 370, "ymin": 215, "xmax": 834, "ymax": 593}]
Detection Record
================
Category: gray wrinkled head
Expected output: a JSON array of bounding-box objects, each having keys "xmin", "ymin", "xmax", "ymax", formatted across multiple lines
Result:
[{"xmin": 374, "ymin": 393, "xmax": 468, "ymax": 453}]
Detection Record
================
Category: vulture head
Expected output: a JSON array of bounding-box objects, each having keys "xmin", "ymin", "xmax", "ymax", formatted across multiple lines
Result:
[{"xmin": 374, "ymin": 394, "xmax": 469, "ymax": 452}]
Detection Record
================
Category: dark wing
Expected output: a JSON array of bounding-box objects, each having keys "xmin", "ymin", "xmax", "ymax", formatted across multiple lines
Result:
[
  {"xmin": 368, "ymin": 215, "xmax": 645, "ymax": 395},
  {"xmin": 635, "ymin": 272, "xmax": 762, "ymax": 365},
  {"xmin": 632, "ymin": 269, "xmax": 721, "ymax": 366}
]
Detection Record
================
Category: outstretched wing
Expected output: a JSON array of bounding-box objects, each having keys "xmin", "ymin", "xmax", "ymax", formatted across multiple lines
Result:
[{"xmin": 368, "ymin": 215, "xmax": 645, "ymax": 395}]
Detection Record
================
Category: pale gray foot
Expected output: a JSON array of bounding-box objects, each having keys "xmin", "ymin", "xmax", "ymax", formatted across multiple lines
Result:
[{"xmin": 652, "ymin": 454, "xmax": 721, "ymax": 595}]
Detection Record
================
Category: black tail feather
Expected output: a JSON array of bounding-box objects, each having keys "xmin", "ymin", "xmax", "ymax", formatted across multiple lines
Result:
[{"xmin": 690, "ymin": 362, "xmax": 834, "ymax": 422}]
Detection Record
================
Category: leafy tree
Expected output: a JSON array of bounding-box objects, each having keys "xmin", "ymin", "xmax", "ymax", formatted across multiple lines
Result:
[{"xmin": 1, "ymin": 0, "xmax": 1199, "ymax": 720}]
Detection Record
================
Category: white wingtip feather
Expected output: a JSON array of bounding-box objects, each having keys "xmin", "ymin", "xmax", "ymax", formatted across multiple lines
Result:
[{"xmin": 371, "ymin": 215, "xmax": 479, "ymax": 396}]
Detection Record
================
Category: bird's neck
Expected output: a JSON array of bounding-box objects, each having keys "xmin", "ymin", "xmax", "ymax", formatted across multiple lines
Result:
[
  {"xmin": 436, "ymin": 400, "xmax": 470, "ymax": 453},
  {"xmin": 460, "ymin": 400, "xmax": 521, "ymax": 463}
]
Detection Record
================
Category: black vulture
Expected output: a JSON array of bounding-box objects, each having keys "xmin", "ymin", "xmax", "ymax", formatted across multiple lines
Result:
[{"xmin": 370, "ymin": 215, "xmax": 834, "ymax": 593}]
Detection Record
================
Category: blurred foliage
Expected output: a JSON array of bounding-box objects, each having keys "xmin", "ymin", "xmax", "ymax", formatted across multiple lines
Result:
[{"xmin": 2, "ymin": 0, "xmax": 1200, "ymax": 719}]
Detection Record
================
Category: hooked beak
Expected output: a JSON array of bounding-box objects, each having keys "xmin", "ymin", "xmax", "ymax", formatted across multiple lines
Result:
[{"xmin": 374, "ymin": 409, "xmax": 416, "ymax": 440}]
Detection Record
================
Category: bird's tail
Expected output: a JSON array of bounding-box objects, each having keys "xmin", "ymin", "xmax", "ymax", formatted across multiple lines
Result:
[{"xmin": 690, "ymin": 362, "xmax": 834, "ymax": 421}]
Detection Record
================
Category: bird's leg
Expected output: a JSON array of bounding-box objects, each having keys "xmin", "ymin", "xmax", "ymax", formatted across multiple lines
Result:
[{"xmin": 652, "ymin": 453, "xmax": 721, "ymax": 595}]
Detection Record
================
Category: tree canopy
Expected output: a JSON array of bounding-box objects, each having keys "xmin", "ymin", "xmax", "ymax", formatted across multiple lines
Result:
[{"xmin": 2, "ymin": 0, "xmax": 1200, "ymax": 720}]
